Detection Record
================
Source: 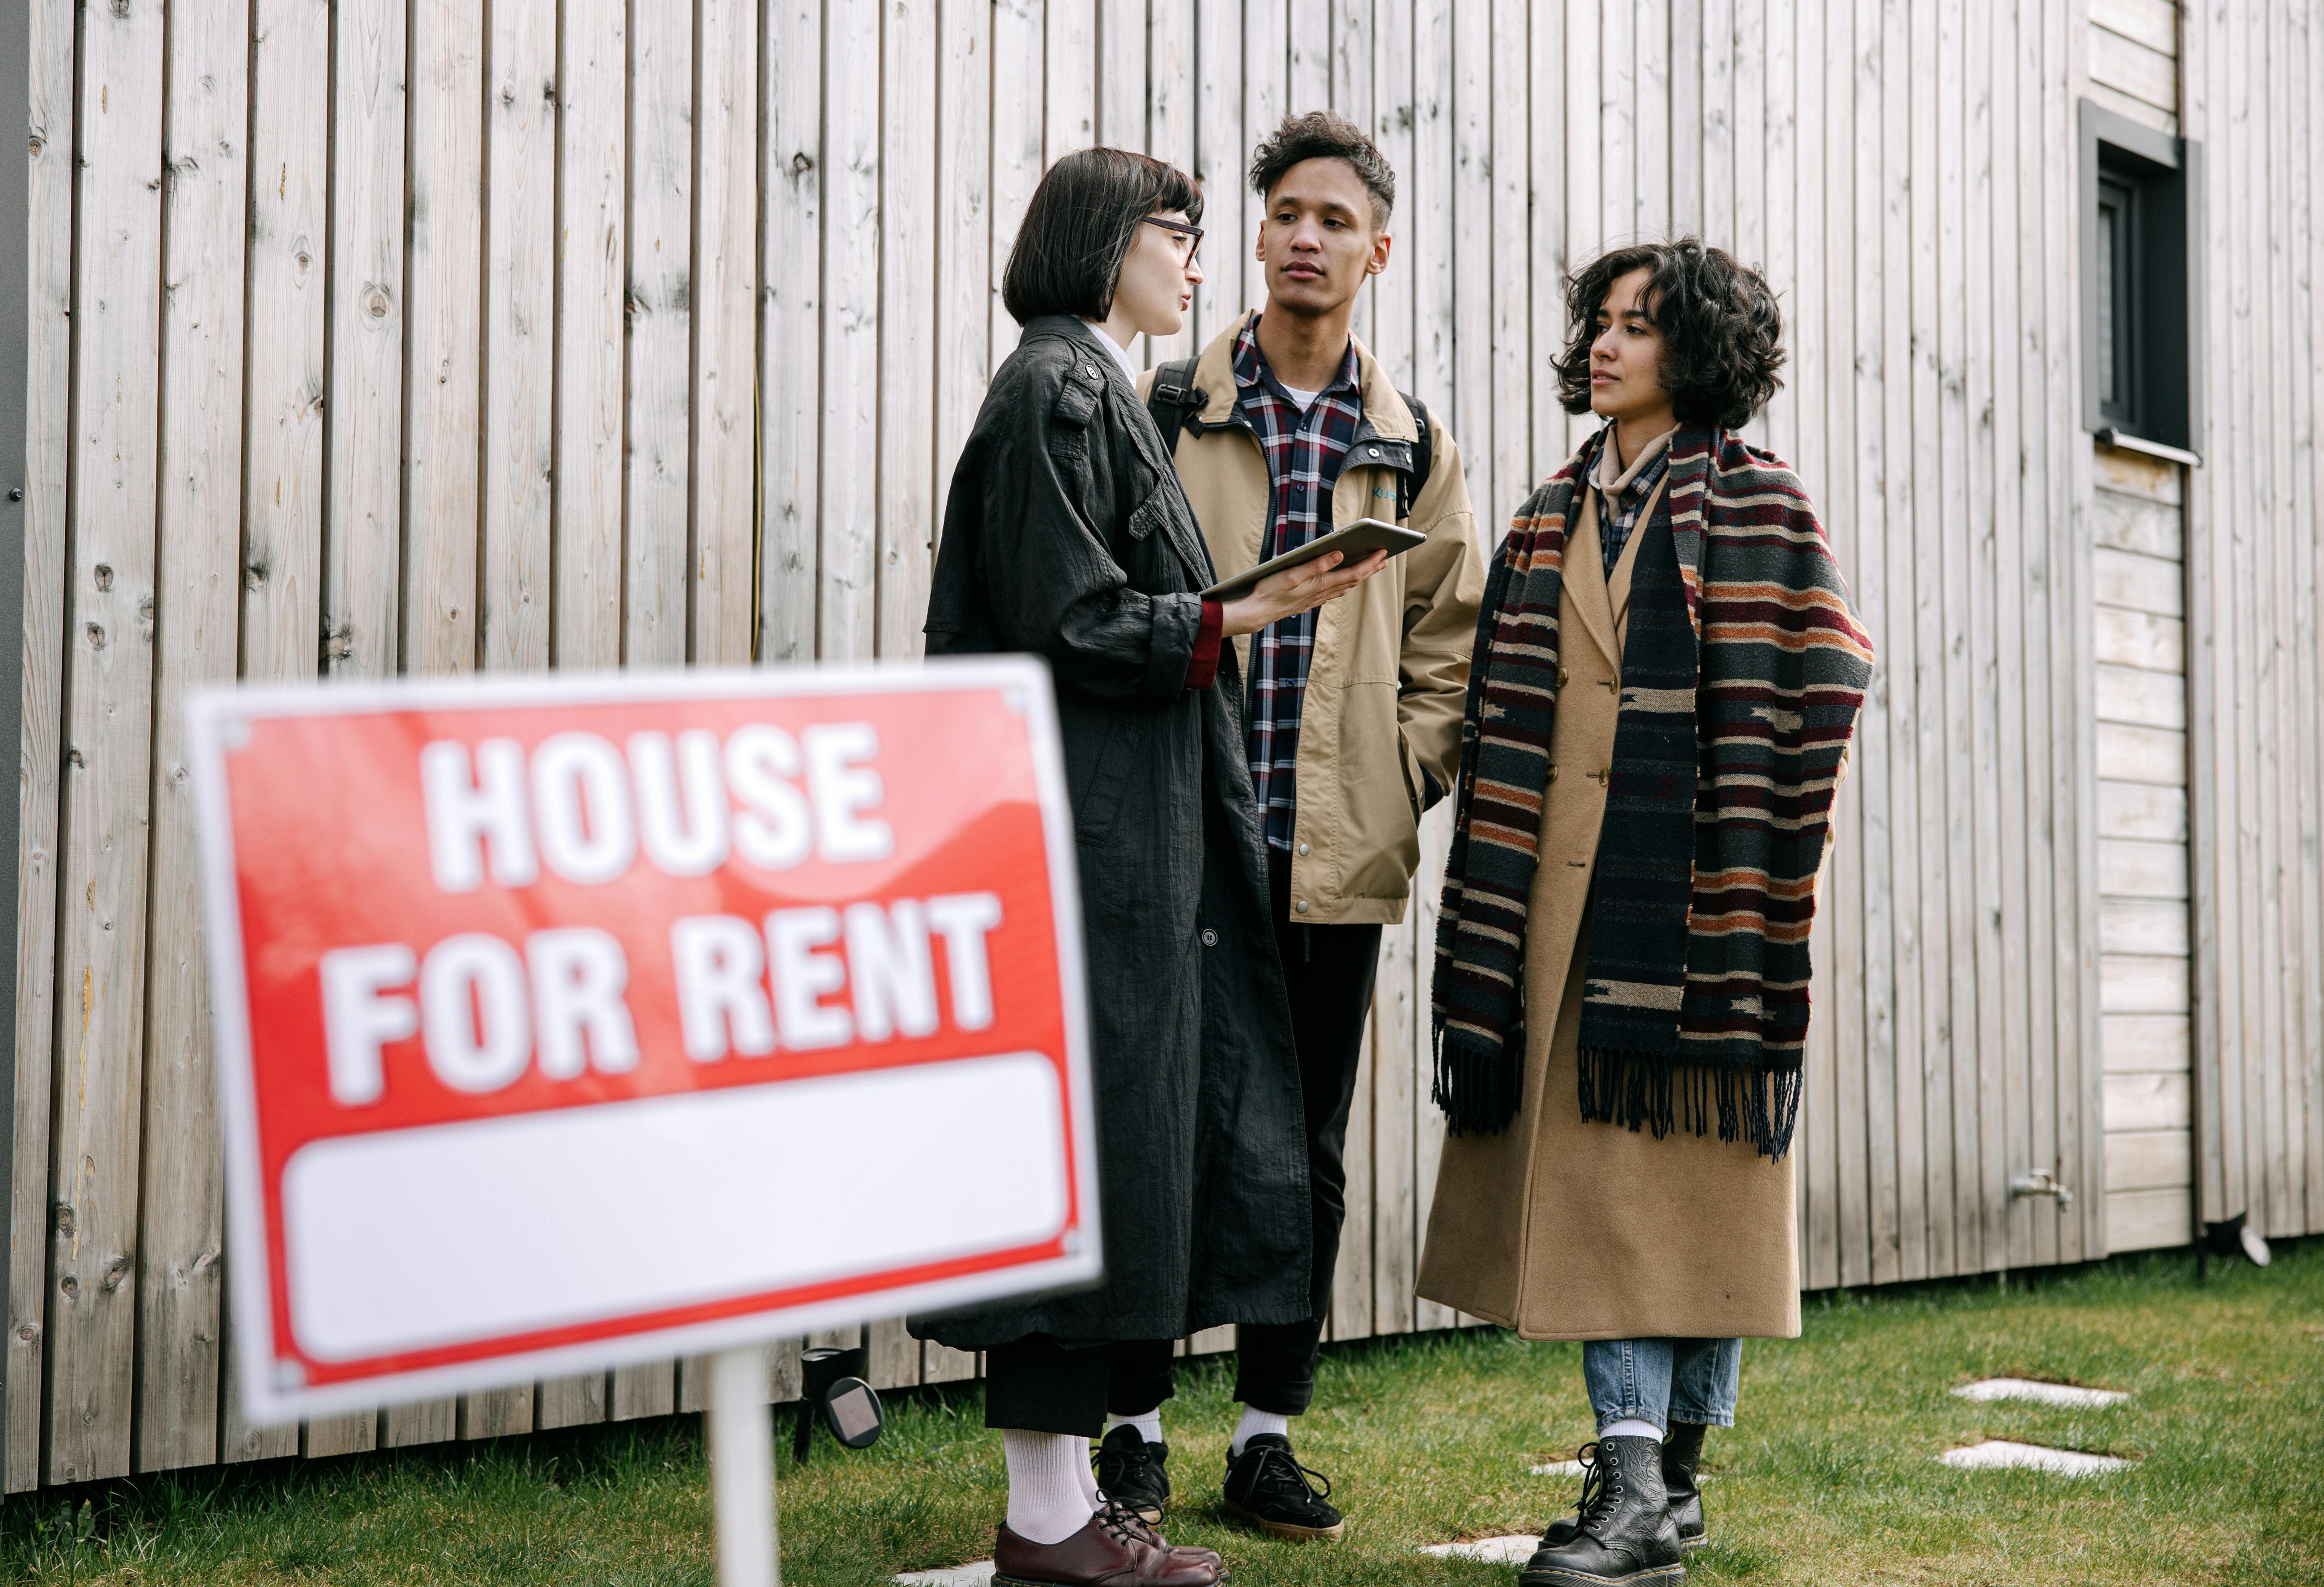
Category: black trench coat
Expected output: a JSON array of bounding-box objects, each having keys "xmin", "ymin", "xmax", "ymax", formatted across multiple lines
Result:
[{"xmin": 909, "ymin": 315, "xmax": 1312, "ymax": 1348}]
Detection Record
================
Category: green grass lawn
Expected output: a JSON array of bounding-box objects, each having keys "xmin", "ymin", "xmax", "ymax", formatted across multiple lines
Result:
[{"xmin": 5, "ymin": 1240, "xmax": 2320, "ymax": 1586}]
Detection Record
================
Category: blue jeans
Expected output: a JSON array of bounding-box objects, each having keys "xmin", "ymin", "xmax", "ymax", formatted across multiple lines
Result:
[{"xmin": 1582, "ymin": 1337, "xmax": 1742, "ymax": 1431}]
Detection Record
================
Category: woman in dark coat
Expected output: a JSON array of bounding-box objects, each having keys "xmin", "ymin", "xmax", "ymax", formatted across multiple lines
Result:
[{"xmin": 913, "ymin": 148, "xmax": 1382, "ymax": 1587}]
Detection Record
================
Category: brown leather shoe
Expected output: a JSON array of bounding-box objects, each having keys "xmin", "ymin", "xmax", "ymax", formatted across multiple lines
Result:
[
  {"xmin": 993, "ymin": 1505, "xmax": 1225, "ymax": 1586},
  {"xmin": 1098, "ymin": 1499, "xmax": 1221, "ymax": 1568}
]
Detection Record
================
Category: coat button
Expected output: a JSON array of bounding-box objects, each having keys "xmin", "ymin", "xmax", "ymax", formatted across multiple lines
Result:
[
  {"xmin": 1548, "ymin": 766, "xmax": 1559, "ymax": 783},
  {"xmin": 1295, "ymin": 899, "xmax": 1309, "ymax": 914},
  {"xmin": 1558, "ymin": 667, "xmax": 1570, "ymax": 687},
  {"xmin": 1200, "ymin": 927, "xmax": 1219, "ymax": 947},
  {"xmin": 1367, "ymin": 446, "xmax": 1381, "ymax": 457},
  {"xmin": 1297, "ymin": 841, "xmax": 1311, "ymax": 856}
]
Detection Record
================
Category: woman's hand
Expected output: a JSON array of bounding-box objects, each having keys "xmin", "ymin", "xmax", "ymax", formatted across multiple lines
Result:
[{"xmin": 1219, "ymin": 549, "xmax": 1388, "ymax": 638}]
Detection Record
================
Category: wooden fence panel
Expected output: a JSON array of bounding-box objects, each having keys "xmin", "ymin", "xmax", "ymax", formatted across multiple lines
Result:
[
  {"xmin": 133, "ymin": 0, "xmax": 255, "ymax": 1475},
  {"xmin": 5, "ymin": 0, "xmax": 76, "ymax": 1496},
  {"xmin": 44, "ymin": 0, "xmax": 168, "ymax": 1484}
]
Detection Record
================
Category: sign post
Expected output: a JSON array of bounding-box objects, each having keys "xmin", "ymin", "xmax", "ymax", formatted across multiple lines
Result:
[
  {"xmin": 188, "ymin": 660, "xmax": 1097, "ymax": 1581},
  {"xmin": 707, "ymin": 1345, "xmax": 779, "ymax": 1587}
]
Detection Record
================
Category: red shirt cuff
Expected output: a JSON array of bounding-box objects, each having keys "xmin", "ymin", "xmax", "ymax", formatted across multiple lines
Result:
[{"xmin": 1184, "ymin": 600, "xmax": 1225, "ymax": 690}]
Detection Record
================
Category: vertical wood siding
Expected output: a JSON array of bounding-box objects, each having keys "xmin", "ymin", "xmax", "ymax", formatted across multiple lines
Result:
[
  {"xmin": 8, "ymin": 0, "xmax": 2320, "ymax": 1486},
  {"xmin": 2184, "ymin": 0, "xmax": 2324, "ymax": 1244}
]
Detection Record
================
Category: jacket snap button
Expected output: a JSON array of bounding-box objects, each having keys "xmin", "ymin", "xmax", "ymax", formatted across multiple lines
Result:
[
  {"xmin": 1297, "ymin": 841, "xmax": 1311, "ymax": 856},
  {"xmin": 1295, "ymin": 899, "xmax": 1308, "ymax": 914},
  {"xmin": 1367, "ymin": 446, "xmax": 1381, "ymax": 457},
  {"xmin": 1558, "ymin": 667, "xmax": 1570, "ymax": 687},
  {"xmin": 1548, "ymin": 767, "xmax": 1559, "ymax": 783},
  {"xmin": 1200, "ymin": 928, "xmax": 1219, "ymax": 947}
]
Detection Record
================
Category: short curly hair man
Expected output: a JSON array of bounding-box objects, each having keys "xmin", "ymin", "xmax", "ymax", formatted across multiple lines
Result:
[{"xmin": 1551, "ymin": 238, "xmax": 1786, "ymax": 431}]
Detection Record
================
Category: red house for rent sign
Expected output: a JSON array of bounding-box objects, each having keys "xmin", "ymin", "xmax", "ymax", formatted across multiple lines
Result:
[{"xmin": 189, "ymin": 659, "xmax": 1098, "ymax": 1424}]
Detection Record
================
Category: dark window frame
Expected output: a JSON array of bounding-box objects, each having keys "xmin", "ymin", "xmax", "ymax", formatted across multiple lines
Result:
[{"xmin": 2079, "ymin": 100, "xmax": 2203, "ymax": 455}]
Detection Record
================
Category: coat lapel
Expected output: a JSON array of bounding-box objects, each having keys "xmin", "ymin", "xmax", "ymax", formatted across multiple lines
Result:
[{"xmin": 1562, "ymin": 490, "xmax": 1623, "ymax": 675}]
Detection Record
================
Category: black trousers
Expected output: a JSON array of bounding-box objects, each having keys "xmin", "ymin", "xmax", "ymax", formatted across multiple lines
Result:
[
  {"xmin": 985, "ymin": 1334, "xmax": 1180, "ymax": 1436},
  {"xmin": 1231, "ymin": 847, "xmax": 1383, "ymax": 1415},
  {"xmin": 985, "ymin": 852, "xmax": 1381, "ymax": 1431}
]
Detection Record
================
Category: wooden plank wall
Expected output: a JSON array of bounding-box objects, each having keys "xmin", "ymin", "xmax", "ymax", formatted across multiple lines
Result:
[
  {"xmin": 2086, "ymin": 0, "xmax": 2194, "ymax": 1254},
  {"xmin": 2183, "ymin": 0, "xmax": 2324, "ymax": 1245},
  {"xmin": 10, "ymin": 0, "xmax": 2323, "ymax": 1488},
  {"xmin": 2095, "ymin": 448, "xmax": 2195, "ymax": 1251}
]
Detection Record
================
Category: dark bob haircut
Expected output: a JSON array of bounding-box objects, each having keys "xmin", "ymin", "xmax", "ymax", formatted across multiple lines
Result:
[
  {"xmin": 1551, "ymin": 239, "xmax": 1786, "ymax": 430},
  {"xmin": 1002, "ymin": 147, "xmax": 1203, "ymax": 325},
  {"xmin": 1248, "ymin": 109, "xmax": 1395, "ymax": 228}
]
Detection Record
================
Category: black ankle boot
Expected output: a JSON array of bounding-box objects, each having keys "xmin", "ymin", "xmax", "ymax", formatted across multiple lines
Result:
[
  {"xmin": 1520, "ymin": 1435, "xmax": 1685, "ymax": 1587},
  {"xmin": 1661, "ymin": 1423, "xmax": 1706, "ymax": 1551}
]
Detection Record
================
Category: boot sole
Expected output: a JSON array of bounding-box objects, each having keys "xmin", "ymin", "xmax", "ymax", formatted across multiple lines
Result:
[
  {"xmin": 1517, "ymin": 1566, "xmax": 1685, "ymax": 1587},
  {"xmin": 1222, "ymin": 1497, "xmax": 1344, "ymax": 1542},
  {"xmin": 1680, "ymin": 1533, "xmax": 1707, "ymax": 1551}
]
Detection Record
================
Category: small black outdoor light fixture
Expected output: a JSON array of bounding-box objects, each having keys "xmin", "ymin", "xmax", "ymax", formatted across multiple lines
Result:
[
  {"xmin": 2195, "ymin": 1211, "xmax": 2270, "ymax": 1279},
  {"xmin": 793, "ymin": 1345, "xmax": 885, "ymax": 1462}
]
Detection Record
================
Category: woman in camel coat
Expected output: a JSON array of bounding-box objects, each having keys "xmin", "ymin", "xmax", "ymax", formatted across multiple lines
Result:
[{"xmin": 1420, "ymin": 239, "xmax": 1872, "ymax": 1587}]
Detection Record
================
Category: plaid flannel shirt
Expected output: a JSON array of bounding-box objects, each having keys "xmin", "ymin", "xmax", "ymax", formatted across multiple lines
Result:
[
  {"xmin": 1233, "ymin": 320, "xmax": 1365, "ymax": 851},
  {"xmin": 1591, "ymin": 427, "xmax": 1674, "ymax": 576}
]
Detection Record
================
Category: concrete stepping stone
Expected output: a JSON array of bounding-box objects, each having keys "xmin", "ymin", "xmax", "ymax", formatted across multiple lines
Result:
[
  {"xmin": 1939, "ymin": 1439, "xmax": 2129, "ymax": 1476},
  {"xmin": 1423, "ymin": 1534, "xmax": 1541, "ymax": 1563},
  {"xmin": 1954, "ymin": 1377, "xmax": 2127, "ymax": 1409},
  {"xmin": 895, "ymin": 1562, "xmax": 995, "ymax": 1585}
]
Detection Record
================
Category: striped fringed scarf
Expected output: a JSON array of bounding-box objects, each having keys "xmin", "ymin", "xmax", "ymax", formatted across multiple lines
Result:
[{"xmin": 1430, "ymin": 426, "xmax": 1874, "ymax": 1159}]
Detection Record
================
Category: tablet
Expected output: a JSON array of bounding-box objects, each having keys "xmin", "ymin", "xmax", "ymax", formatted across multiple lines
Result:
[{"xmin": 1200, "ymin": 517, "xmax": 1427, "ymax": 603}]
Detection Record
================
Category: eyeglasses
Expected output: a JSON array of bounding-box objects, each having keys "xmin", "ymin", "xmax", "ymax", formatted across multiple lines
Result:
[{"xmin": 1141, "ymin": 215, "xmax": 1204, "ymax": 263}]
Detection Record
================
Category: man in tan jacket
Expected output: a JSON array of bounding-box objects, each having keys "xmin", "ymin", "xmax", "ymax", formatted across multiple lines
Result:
[{"xmin": 1095, "ymin": 111, "xmax": 1482, "ymax": 1543}]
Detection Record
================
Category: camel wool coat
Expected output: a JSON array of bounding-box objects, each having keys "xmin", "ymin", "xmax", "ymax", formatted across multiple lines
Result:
[{"xmin": 1415, "ymin": 484, "xmax": 1801, "ymax": 1342}]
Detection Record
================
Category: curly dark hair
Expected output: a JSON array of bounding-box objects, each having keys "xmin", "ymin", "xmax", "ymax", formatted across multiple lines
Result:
[
  {"xmin": 1551, "ymin": 239, "xmax": 1785, "ymax": 429},
  {"xmin": 1248, "ymin": 110, "xmax": 1395, "ymax": 227}
]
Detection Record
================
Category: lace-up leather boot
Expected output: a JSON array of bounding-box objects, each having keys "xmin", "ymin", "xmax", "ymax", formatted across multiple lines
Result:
[
  {"xmin": 993, "ymin": 1503, "xmax": 1224, "ymax": 1587},
  {"xmin": 1221, "ymin": 1432, "xmax": 1344, "ymax": 1541},
  {"xmin": 1094, "ymin": 1424, "xmax": 1172, "ymax": 1525},
  {"xmin": 1519, "ymin": 1435, "xmax": 1685, "ymax": 1587},
  {"xmin": 1661, "ymin": 1423, "xmax": 1706, "ymax": 1550}
]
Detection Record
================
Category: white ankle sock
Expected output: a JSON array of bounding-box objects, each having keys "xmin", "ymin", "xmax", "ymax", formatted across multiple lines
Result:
[
  {"xmin": 1004, "ymin": 1430, "xmax": 1099, "ymax": 1546},
  {"xmin": 1074, "ymin": 1434, "xmax": 1103, "ymax": 1511},
  {"xmin": 1600, "ymin": 1418, "xmax": 1663, "ymax": 1443},
  {"xmin": 1230, "ymin": 1406, "xmax": 1291, "ymax": 1458},
  {"xmin": 1108, "ymin": 1409, "xmax": 1163, "ymax": 1446}
]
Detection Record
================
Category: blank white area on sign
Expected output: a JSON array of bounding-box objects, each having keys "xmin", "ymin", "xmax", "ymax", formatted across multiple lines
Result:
[
  {"xmin": 283, "ymin": 1052, "xmax": 1068, "ymax": 1363},
  {"xmin": 1421, "ymin": 1536, "xmax": 1540, "ymax": 1563},
  {"xmin": 1938, "ymin": 1440, "xmax": 2129, "ymax": 1476},
  {"xmin": 1953, "ymin": 1378, "xmax": 2128, "ymax": 1409}
]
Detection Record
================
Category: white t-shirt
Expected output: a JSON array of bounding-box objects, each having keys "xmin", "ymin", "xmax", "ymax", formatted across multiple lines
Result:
[{"xmin": 1279, "ymin": 383, "xmax": 1321, "ymax": 411}]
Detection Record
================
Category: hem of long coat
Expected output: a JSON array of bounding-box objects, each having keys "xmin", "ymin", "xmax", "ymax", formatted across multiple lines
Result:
[{"xmin": 1409, "ymin": 1286, "xmax": 1804, "ymax": 1343}]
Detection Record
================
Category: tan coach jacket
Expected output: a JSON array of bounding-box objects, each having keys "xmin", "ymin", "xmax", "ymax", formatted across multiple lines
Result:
[{"xmin": 1140, "ymin": 313, "xmax": 1484, "ymax": 926}]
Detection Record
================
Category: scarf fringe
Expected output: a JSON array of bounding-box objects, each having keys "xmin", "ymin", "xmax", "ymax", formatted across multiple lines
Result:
[
  {"xmin": 1578, "ymin": 1048, "xmax": 1804, "ymax": 1160},
  {"xmin": 1431, "ymin": 1018, "xmax": 1523, "ymax": 1137}
]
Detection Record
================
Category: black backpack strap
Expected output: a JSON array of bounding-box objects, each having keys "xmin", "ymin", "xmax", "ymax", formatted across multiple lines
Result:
[
  {"xmin": 1396, "ymin": 389, "xmax": 1435, "ymax": 520},
  {"xmin": 1144, "ymin": 357, "xmax": 1205, "ymax": 454}
]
